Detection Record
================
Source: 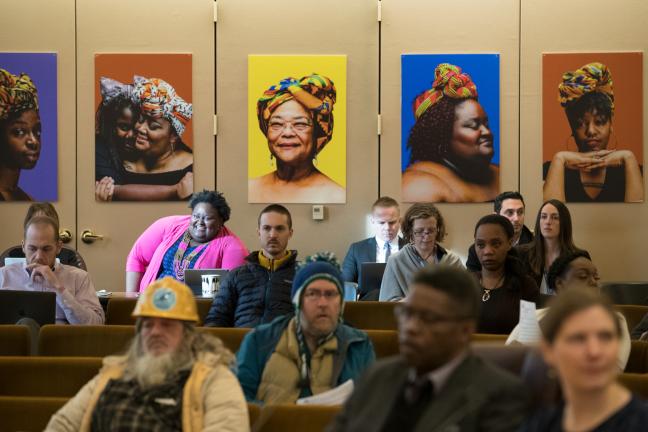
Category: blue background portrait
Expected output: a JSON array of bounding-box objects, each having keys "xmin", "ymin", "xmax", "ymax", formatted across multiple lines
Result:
[
  {"xmin": 0, "ymin": 53, "xmax": 58, "ymax": 201},
  {"xmin": 401, "ymin": 54, "xmax": 500, "ymax": 173}
]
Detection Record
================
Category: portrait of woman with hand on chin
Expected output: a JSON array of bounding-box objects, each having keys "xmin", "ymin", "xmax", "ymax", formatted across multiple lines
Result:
[{"xmin": 543, "ymin": 62, "xmax": 643, "ymax": 203}]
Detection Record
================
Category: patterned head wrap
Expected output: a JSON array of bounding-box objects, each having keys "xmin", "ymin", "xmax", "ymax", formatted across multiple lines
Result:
[
  {"xmin": 100, "ymin": 76, "xmax": 134, "ymax": 105},
  {"xmin": 131, "ymin": 76, "xmax": 192, "ymax": 137},
  {"xmin": 257, "ymin": 74, "xmax": 336, "ymax": 150},
  {"xmin": 558, "ymin": 62, "xmax": 614, "ymax": 110},
  {"xmin": 0, "ymin": 69, "xmax": 39, "ymax": 121},
  {"xmin": 413, "ymin": 63, "xmax": 478, "ymax": 120}
]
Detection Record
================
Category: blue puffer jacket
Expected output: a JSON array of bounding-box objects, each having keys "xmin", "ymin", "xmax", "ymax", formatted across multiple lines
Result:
[
  {"xmin": 236, "ymin": 314, "xmax": 376, "ymax": 403},
  {"xmin": 204, "ymin": 251, "xmax": 297, "ymax": 328}
]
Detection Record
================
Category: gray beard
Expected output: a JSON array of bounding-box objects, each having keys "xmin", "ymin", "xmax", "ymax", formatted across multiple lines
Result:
[{"xmin": 130, "ymin": 350, "xmax": 192, "ymax": 389}]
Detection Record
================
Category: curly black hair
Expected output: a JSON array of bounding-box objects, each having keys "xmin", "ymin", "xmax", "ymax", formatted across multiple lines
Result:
[
  {"xmin": 407, "ymin": 97, "xmax": 469, "ymax": 164},
  {"xmin": 564, "ymin": 92, "xmax": 613, "ymax": 152},
  {"xmin": 96, "ymin": 95, "xmax": 138, "ymax": 143},
  {"xmin": 95, "ymin": 94, "xmax": 139, "ymax": 173},
  {"xmin": 188, "ymin": 190, "xmax": 231, "ymax": 223},
  {"xmin": 546, "ymin": 250, "xmax": 592, "ymax": 293}
]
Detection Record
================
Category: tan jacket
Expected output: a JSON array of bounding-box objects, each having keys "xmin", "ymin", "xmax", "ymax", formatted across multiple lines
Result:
[{"xmin": 45, "ymin": 352, "xmax": 249, "ymax": 432}]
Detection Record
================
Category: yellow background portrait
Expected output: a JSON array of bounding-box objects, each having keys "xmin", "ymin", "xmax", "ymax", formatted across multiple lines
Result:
[{"xmin": 248, "ymin": 55, "xmax": 347, "ymax": 193}]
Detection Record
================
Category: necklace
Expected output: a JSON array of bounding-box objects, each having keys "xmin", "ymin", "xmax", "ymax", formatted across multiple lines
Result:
[
  {"xmin": 480, "ymin": 273, "xmax": 505, "ymax": 302},
  {"xmin": 172, "ymin": 230, "xmax": 209, "ymax": 281}
]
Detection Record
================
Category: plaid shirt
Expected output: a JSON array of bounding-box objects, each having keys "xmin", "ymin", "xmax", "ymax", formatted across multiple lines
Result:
[{"xmin": 91, "ymin": 369, "xmax": 191, "ymax": 431}]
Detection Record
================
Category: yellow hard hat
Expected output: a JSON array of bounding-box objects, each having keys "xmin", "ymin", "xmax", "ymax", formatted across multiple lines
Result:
[{"xmin": 132, "ymin": 277, "xmax": 199, "ymax": 322}]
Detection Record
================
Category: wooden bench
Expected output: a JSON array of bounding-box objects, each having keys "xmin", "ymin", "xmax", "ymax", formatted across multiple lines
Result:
[
  {"xmin": 0, "ymin": 356, "xmax": 102, "ymax": 397},
  {"xmin": 0, "ymin": 325, "xmax": 31, "ymax": 356}
]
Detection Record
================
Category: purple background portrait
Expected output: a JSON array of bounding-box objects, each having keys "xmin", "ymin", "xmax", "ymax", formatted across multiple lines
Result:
[
  {"xmin": 0, "ymin": 53, "xmax": 58, "ymax": 201},
  {"xmin": 401, "ymin": 54, "xmax": 500, "ymax": 172}
]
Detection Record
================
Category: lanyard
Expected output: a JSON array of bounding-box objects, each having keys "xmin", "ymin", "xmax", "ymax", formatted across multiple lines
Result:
[{"xmin": 172, "ymin": 230, "xmax": 209, "ymax": 281}]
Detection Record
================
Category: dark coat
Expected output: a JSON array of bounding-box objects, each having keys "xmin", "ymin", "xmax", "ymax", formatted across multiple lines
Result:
[
  {"xmin": 329, "ymin": 354, "xmax": 529, "ymax": 432},
  {"xmin": 236, "ymin": 314, "xmax": 376, "ymax": 403},
  {"xmin": 342, "ymin": 237, "xmax": 407, "ymax": 284},
  {"xmin": 204, "ymin": 251, "xmax": 297, "ymax": 328}
]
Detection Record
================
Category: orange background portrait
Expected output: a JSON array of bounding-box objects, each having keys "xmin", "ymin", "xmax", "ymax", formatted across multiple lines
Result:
[
  {"xmin": 94, "ymin": 53, "xmax": 193, "ymax": 148},
  {"xmin": 542, "ymin": 52, "xmax": 643, "ymax": 164}
]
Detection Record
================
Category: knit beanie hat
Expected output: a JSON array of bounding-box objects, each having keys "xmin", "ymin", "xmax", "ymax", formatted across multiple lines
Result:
[
  {"xmin": 291, "ymin": 252, "xmax": 345, "ymax": 314},
  {"xmin": 291, "ymin": 252, "xmax": 345, "ymax": 393}
]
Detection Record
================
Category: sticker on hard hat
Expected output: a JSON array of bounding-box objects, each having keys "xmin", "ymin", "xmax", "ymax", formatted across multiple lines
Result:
[{"xmin": 152, "ymin": 288, "xmax": 177, "ymax": 311}]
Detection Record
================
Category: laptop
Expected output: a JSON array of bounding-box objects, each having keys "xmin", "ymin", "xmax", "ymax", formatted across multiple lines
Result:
[
  {"xmin": 358, "ymin": 262, "xmax": 387, "ymax": 301},
  {"xmin": 184, "ymin": 269, "xmax": 229, "ymax": 296},
  {"xmin": 0, "ymin": 290, "xmax": 56, "ymax": 326}
]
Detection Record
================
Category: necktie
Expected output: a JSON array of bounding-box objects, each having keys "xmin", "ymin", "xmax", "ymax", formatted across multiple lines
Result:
[
  {"xmin": 384, "ymin": 242, "xmax": 391, "ymax": 262},
  {"xmin": 404, "ymin": 377, "xmax": 434, "ymax": 405}
]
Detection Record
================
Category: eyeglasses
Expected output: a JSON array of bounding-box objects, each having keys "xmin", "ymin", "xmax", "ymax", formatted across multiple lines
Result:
[
  {"xmin": 191, "ymin": 214, "xmax": 216, "ymax": 224},
  {"xmin": 412, "ymin": 228, "xmax": 438, "ymax": 238},
  {"xmin": 303, "ymin": 289, "xmax": 340, "ymax": 301},
  {"xmin": 268, "ymin": 120, "xmax": 313, "ymax": 132},
  {"xmin": 394, "ymin": 304, "xmax": 468, "ymax": 325}
]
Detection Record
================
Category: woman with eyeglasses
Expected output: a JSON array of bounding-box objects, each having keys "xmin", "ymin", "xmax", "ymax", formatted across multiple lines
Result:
[
  {"xmin": 517, "ymin": 199, "xmax": 589, "ymax": 295},
  {"xmin": 249, "ymin": 74, "xmax": 344, "ymax": 203},
  {"xmin": 472, "ymin": 214, "xmax": 540, "ymax": 334},
  {"xmin": 379, "ymin": 203, "xmax": 464, "ymax": 301},
  {"xmin": 125, "ymin": 190, "xmax": 248, "ymax": 293}
]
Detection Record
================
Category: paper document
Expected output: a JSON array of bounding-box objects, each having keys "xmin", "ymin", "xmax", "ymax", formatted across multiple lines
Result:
[
  {"xmin": 517, "ymin": 300, "xmax": 541, "ymax": 344},
  {"xmin": 296, "ymin": 379, "xmax": 354, "ymax": 406}
]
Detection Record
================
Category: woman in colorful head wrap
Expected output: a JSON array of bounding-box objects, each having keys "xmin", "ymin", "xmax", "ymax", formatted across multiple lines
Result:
[
  {"xmin": 94, "ymin": 76, "xmax": 193, "ymax": 202},
  {"xmin": 249, "ymin": 74, "xmax": 344, "ymax": 203},
  {"xmin": 0, "ymin": 68, "xmax": 41, "ymax": 201},
  {"xmin": 402, "ymin": 63, "xmax": 499, "ymax": 203},
  {"xmin": 543, "ymin": 62, "xmax": 643, "ymax": 202}
]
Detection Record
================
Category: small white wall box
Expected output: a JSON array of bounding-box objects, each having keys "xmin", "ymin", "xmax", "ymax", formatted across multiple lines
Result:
[{"xmin": 312, "ymin": 205, "xmax": 325, "ymax": 220}]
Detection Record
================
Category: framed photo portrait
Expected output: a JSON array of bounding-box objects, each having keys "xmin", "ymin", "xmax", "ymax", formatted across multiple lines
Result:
[
  {"xmin": 94, "ymin": 53, "xmax": 193, "ymax": 202},
  {"xmin": 248, "ymin": 54, "xmax": 347, "ymax": 204},
  {"xmin": 401, "ymin": 53, "xmax": 500, "ymax": 203},
  {"xmin": 542, "ymin": 52, "xmax": 643, "ymax": 203},
  {"xmin": 0, "ymin": 52, "xmax": 58, "ymax": 202}
]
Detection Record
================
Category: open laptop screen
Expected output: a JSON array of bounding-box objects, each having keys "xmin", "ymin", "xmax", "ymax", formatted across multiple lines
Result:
[
  {"xmin": 184, "ymin": 269, "xmax": 230, "ymax": 296},
  {"xmin": 0, "ymin": 290, "xmax": 56, "ymax": 326}
]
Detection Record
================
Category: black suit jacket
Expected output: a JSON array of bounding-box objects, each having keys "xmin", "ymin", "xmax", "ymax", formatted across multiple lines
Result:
[
  {"xmin": 342, "ymin": 237, "xmax": 407, "ymax": 283},
  {"xmin": 329, "ymin": 354, "xmax": 529, "ymax": 432}
]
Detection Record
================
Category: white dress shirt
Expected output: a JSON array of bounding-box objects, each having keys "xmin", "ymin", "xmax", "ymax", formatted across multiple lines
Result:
[{"xmin": 375, "ymin": 237, "xmax": 401, "ymax": 263}]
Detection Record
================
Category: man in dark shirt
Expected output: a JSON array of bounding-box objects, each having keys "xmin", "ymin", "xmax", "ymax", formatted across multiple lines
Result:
[
  {"xmin": 330, "ymin": 266, "xmax": 528, "ymax": 432},
  {"xmin": 205, "ymin": 204, "xmax": 297, "ymax": 328},
  {"xmin": 466, "ymin": 191, "xmax": 533, "ymax": 271}
]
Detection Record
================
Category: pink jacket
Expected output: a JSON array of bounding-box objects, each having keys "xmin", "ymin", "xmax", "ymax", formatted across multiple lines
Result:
[{"xmin": 126, "ymin": 215, "xmax": 248, "ymax": 292}]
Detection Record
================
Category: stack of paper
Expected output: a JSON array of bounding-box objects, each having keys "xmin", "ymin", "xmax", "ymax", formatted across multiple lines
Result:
[
  {"xmin": 296, "ymin": 379, "xmax": 354, "ymax": 406},
  {"xmin": 517, "ymin": 300, "xmax": 542, "ymax": 344}
]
